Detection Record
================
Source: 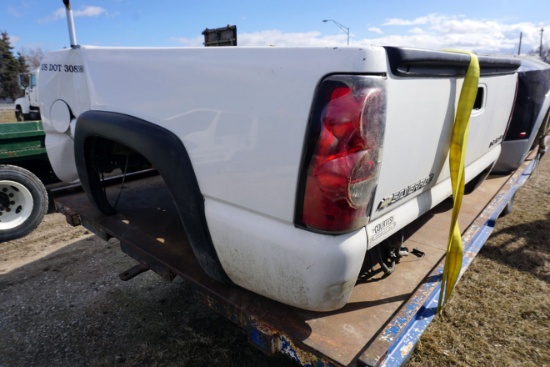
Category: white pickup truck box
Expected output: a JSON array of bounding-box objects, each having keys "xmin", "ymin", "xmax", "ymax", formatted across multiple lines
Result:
[{"xmin": 39, "ymin": 45, "xmax": 519, "ymax": 311}]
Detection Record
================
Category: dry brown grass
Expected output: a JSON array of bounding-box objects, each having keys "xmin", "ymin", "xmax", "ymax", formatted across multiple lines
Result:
[
  {"xmin": 409, "ymin": 155, "xmax": 550, "ymax": 367},
  {"xmin": 0, "ymin": 109, "xmax": 17, "ymax": 123}
]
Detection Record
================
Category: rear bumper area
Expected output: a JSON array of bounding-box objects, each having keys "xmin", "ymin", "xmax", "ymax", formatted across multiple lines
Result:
[{"xmin": 205, "ymin": 198, "xmax": 368, "ymax": 311}]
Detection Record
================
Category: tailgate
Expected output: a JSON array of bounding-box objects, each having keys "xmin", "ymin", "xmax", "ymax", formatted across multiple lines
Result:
[{"xmin": 371, "ymin": 48, "xmax": 519, "ymax": 223}]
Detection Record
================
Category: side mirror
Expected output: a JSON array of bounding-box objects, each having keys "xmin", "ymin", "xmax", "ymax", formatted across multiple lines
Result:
[{"xmin": 17, "ymin": 74, "xmax": 29, "ymax": 89}]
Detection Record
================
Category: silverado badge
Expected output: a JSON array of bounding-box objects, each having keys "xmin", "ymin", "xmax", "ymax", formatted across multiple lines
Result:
[{"xmin": 377, "ymin": 173, "xmax": 434, "ymax": 211}]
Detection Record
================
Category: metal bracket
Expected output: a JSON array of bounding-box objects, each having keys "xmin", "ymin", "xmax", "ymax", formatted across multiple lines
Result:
[{"xmin": 119, "ymin": 263, "xmax": 149, "ymax": 281}]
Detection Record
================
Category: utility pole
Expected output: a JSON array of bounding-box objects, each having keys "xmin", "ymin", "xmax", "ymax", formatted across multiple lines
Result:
[
  {"xmin": 541, "ymin": 28, "xmax": 544, "ymax": 57},
  {"xmin": 518, "ymin": 32, "xmax": 522, "ymax": 55}
]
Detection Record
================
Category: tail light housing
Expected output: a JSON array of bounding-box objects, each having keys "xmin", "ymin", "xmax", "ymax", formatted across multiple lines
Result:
[
  {"xmin": 502, "ymin": 78, "xmax": 524, "ymax": 141},
  {"xmin": 295, "ymin": 75, "xmax": 387, "ymax": 233}
]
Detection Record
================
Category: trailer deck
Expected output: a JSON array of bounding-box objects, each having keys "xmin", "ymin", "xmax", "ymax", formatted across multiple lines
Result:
[{"xmin": 53, "ymin": 153, "xmax": 539, "ymax": 367}]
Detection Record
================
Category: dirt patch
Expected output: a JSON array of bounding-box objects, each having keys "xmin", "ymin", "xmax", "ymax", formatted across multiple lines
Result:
[{"xmin": 1, "ymin": 156, "xmax": 549, "ymax": 366}]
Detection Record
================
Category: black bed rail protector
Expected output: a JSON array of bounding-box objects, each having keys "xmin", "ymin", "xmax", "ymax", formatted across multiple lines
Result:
[{"xmin": 384, "ymin": 47, "xmax": 521, "ymax": 77}]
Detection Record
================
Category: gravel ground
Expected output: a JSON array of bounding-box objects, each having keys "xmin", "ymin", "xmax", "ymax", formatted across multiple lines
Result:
[{"xmin": 0, "ymin": 212, "xmax": 291, "ymax": 367}]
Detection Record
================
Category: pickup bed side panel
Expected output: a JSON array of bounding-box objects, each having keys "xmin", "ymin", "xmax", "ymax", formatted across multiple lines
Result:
[
  {"xmin": 75, "ymin": 46, "xmax": 387, "ymax": 224},
  {"xmin": 74, "ymin": 110, "xmax": 230, "ymax": 283},
  {"xmin": 71, "ymin": 110, "xmax": 369, "ymax": 311}
]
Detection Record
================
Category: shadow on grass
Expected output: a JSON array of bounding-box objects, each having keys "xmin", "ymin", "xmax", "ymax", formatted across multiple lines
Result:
[{"xmin": 479, "ymin": 211, "xmax": 550, "ymax": 283}]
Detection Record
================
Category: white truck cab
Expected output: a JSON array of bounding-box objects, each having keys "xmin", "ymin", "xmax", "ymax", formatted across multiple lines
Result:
[{"xmin": 15, "ymin": 68, "xmax": 40, "ymax": 121}]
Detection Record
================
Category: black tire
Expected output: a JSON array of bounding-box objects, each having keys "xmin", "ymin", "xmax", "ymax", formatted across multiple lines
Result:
[
  {"xmin": 29, "ymin": 111, "xmax": 41, "ymax": 121},
  {"xmin": 530, "ymin": 108, "xmax": 550, "ymax": 151},
  {"xmin": 0, "ymin": 165, "xmax": 48, "ymax": 242},
  {"xmin": 538, "ymin": 108, "xmax": 550, "ymax": 154},
  {"xmin": 539, "ymin": 108, "xmax": 550, "ymax": 136},
  {"xmin": 15, "ymin": 108, "xmax": 24, "ymax": 122}
]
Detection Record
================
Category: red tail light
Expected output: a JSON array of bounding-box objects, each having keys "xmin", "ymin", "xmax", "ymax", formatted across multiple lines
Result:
[{"xmin": 296, "ymin": 75, "xmax": 387, "ymax": 233}]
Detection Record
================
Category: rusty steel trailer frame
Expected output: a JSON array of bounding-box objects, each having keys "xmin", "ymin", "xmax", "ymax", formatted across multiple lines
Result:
[{"xmin": 54, "ymin": 154, "xmax": 539, "ymax": 367}]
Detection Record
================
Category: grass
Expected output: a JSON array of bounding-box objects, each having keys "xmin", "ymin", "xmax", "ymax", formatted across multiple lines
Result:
[{"xmin": 0, "ymin": 109, "xmax": 17, "ymax": 123}]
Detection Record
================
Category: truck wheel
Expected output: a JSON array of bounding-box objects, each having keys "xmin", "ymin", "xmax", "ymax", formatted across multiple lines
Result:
[
  {"xmin": 15, "ymin": 108, "xmax": 24, "ymax": 122},
  {"xmin": 539, "ymin": 108, "xmax": 550, "ymax": 137},
  {"xmin": 0, "ymin": 165, "xmax": 48, "ymax": 242},
  {"xmin": 531, "ymin": 108, "xmax": 550, "ymax": 151},
  {"xmin": 29, "ymin": 111, "xmax": 40, "ymax": 121}
]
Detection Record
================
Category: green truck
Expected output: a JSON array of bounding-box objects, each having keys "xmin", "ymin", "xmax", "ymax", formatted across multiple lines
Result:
[{"xmin": 0, "ymin": 121, "xmax": 54, "ymax": 242}]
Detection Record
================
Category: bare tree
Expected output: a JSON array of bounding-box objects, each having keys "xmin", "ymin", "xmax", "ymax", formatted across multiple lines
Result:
[{"xmin": 20, "ymin": 46, "xmax": 46, "ymax": 70}]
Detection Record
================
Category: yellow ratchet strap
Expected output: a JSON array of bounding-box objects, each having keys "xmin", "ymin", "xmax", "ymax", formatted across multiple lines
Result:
[{"xmin": 437, "ymin": 50, "xmax": 480, "ymax": 313}]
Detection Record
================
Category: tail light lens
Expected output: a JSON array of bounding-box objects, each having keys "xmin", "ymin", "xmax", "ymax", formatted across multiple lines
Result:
[{"xmin": 296, "ymin": 75, "xmax": 387, "ymax": 233}]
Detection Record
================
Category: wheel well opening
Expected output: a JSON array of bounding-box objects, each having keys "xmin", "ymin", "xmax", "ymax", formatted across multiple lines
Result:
[
  {"xmin": 84, "ymin": 136, "xmax": 195, "ymax": 265},
  {"xmin": 86, "ymin": 136, "xmax": 153, "ymax": 179},
  {"xmin": 74, "ymin": 110, "xmax": 230, "ymax": 282}
]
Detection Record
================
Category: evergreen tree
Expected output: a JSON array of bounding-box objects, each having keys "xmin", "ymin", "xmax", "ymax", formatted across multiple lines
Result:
[{"xmin": 0, "ymin": 31, "xmax": 29, "ymax": 100}]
